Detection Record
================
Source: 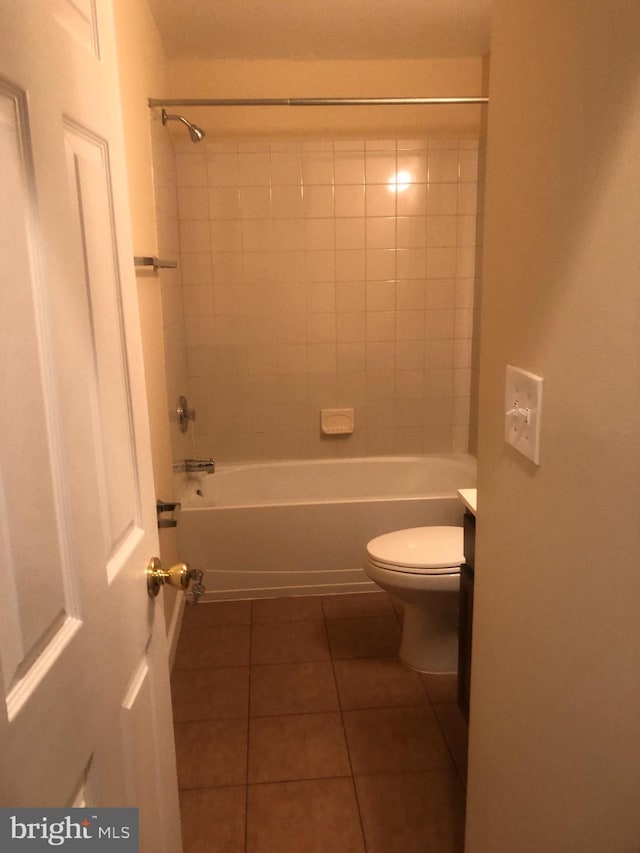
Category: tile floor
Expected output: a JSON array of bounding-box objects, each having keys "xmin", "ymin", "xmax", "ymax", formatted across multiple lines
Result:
[{"xmin": 172, "ymin": 591, "xmax": 468, "ymax": 853}]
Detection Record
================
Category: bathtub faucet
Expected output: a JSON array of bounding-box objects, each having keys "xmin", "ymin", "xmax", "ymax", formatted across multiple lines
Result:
[{"xmin": 184, "ymin": 458, "xmax": 216, "ymax": 474}]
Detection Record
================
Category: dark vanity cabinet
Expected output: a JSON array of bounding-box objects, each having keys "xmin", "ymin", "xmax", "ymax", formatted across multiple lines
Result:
[{"xmin": 457, "ymin": 509, "xmax": 475, "ymax": 723}]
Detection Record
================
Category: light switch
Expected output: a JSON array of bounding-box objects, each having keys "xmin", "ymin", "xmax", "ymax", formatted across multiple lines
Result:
[{"xmin": 504, "ymin": 365, "xmax": 544, "ymax": 464}]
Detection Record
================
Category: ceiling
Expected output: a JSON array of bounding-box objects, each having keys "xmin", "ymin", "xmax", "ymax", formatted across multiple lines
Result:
[{"xmin": 147, "ymin": 0, "xmax": 492, "ymax": 61}]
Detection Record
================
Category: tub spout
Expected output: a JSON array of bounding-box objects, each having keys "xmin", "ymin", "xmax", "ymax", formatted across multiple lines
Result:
[{"xmin": 184, "ymin": 458, "xmax": 215, "ymax": 474}]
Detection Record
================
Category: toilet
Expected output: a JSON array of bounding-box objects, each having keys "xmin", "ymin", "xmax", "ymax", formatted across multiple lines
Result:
[{"xmin": 364, "ymin": 526, "xmax": 464, "ymax": 673}]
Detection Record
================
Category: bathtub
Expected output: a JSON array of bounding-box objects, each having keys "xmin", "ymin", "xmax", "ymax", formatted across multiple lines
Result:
[{"xmin": 176, "ymin": 454, "xmax": 476, "ymax": 601}]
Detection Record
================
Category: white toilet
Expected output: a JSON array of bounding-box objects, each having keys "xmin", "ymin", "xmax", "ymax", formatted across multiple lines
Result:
[{"xmin": 364, "ymin": 526, "xmax": 464, "ymax": 673}]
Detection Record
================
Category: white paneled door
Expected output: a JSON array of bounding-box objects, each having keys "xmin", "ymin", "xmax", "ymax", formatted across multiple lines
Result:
[{"xmin": 0, "ymin": 2, "xmax": 182, "ymax": 850}]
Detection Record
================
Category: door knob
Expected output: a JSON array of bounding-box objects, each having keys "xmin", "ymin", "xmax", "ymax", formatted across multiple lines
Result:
[{"xmin": 147, "ymin": 557, "xmax": 205, "ymax": 601}]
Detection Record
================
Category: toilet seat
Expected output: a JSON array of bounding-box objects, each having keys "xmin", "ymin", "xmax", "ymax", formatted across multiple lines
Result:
[{"xmin": 366, "ymin": 526, "xmax": 464, "ymax": 575}]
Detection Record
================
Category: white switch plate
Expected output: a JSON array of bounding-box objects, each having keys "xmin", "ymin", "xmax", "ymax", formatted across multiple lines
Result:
[{"xmin": 504, "ymin": 365, "xmax": 544, "ymax": 465}]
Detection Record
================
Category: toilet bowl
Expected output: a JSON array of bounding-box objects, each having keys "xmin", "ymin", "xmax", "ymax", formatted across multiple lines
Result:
[{"xmin": 364, "ymin": 526, "xmax": 464, "ymax": 673}]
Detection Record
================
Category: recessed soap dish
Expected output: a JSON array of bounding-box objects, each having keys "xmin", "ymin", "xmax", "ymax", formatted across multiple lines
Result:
[{"xmin": 320, "ymin": 408, "xmax": 354, "ymax": 435}]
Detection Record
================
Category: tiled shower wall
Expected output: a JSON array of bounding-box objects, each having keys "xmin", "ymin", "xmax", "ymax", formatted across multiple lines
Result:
[
  {"xmin": 174, "ymin": 137, "xmax": 479, "ymax": 462},
  {"xmin": 150, "ymin": 119, "xmax": 193, "ymax": 465}
]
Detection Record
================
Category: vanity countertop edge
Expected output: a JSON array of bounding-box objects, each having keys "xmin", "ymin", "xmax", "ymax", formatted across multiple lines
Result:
[{"xmin": 457, "ymin": 488, "xmax": 477, "ymax": 517}]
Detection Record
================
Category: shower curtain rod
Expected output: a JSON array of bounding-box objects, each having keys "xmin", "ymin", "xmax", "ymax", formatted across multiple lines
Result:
[{"xmin": 148, "ymin": 96, "xmax": 488, "ymax": 107}]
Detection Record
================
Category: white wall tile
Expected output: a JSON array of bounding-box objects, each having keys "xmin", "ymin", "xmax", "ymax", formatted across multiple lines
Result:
[
  {"xmin": 302, "ymin": 185, "xmax": 334, "ymax": 218},
  {"xmin": 366, "ymin": 281, "xmax": 396, "ymax": 311},
  {"xmin": 336, "ymin": 218, "xmax": 366, "ymax": 250},
  {"xmin": 365, "ymin": 152, "xmax": 397, "ymax": 184},
  {"xmin": 270, "ymin": 152, "xmax": 303, "ymax": 185},
  {"xmin": 238, "ymin": 152, "xmax": 271, "ymax": 185},
  {"xmin": 397, "ymin": 248, "xmax": 427, "ymax": 280},
  {"xmin": 334, "ymin": 152, "xmax": 365, "ymax": 185},
  {"xmin": 426, "ymin": 279, "xmax": 456, "ymax": 310},
  {"xmin": 428, "ymin": 150, "xmax": 460, "ymax": 183},
  {"xmin": 427, "ymin": 184, "xmax": 458, "ymax": 216},
  {"xmin": 210, "ymin": 220, "xmax": 242, "ymax": 252},
  {"xmin": 395, "ymin": 340, "xmax": 425, "ymax": 370},
  {"xmin": 178, "ymin": 187, "xmax": 209, "ymax": 220},
  {"xmin": 397, "ymin": 152, "xmax": 428, "ymax": 183},
  {"xmin": 180, "ymin": 220, "xmax": 211, "ymax": 253},
  {"xmin": 305, "ymin": 281, "xmax": 336, "ymax": 313},
  {"xmin": 396, "ymin": 280, "xmax": 426, "ymax": 310},
  {"xmin": 335, "ymin": 250, "xmax": 366, "ymax": 281},
  {"xmin": 239, "ymin": 186, "xmax": 272, "ymax": 219},
  {"xmin": 302, "ymin": 151, "xmax": 334, "ymax": 186},
  {"xmin": 335, "ymin": 185, "xmax": 365, "ymax": 217},
  {"xmin": 366, "ymin": 311, "xmax": 396, "ymax": 341},
  {"xmin": 337, "ymin": 314, "xmax": 366, "ymax": 343},
  {"xmin": 271, "ymin": 185, "xmax": 303, "ymax": 218},
  {"xmin": 366, "ymin": 217, "xmax": 396, "ymax": 249},
  {"xmin": 397, "ymin": 217, "xmax": 427, "ymax": 248},
  {"xmin": 208, "ymin": 186, "xmax": 241, "ymax": 219},
  {"xmin": 366, "ymin": 249, "xmax": 396, "ymax": 281},
  {"xmin": 396, "ymin": 184, "xmax": 427, "ymax": 216},
  {"xmin": 366, "ymin": 185, "xmax": 396, "ymax": 217},
  {"xmin": 181, "ymin": 252, "xmax": 212, "ymax": 285},
  {"xmin": 336, "ymin": 280, "xmax": 366, "ymax": 312},
  {"xmin": 176, "ymin": 153, "xmax": 207, "ymax": 187},
  {"xmin": 206, "ymin": 152, "xmax": 239, "ymax": 187},
  {"xmin": 427, "ymin": 247, "xmax": 457, "ymax": 279},
  {"xmin": 175, "ymin": 133, "xmax": 479, "ymax": 461},
  {"xmin": 304, "ymin": 219, "xmax": 335, "ymax": 251}
]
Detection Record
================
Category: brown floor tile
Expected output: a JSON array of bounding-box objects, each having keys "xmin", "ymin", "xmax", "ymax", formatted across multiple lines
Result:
[
  {"xmin": 334, "ymin": 657, "xmax": 427, "ymax": 710},
  {"xmin": 321, "ymin": 591, "xmax": 395, "ymax": 619},
  {"xmin": 171, "ymin": 667, "xmax": 250, "ymax": 722},
  {"xmin": 246, "ymin": 777, "xmax": 365, "ymax": 853},
  {"xmin": 355, "ymin": 769, "xmax": 466, "ymax": 853},
  {"xmin": 343, "ymin": 705, "xmax": 453, "ymax": 775},
  {"xmin": 251, "ymin": 595, "xmax": 324, "ymax": 623},
  {"xmin": 326, "ymin": 616, "xmax": 401, "ymax": 659},
  {"xmin": 432, "ymin": 702, "xmax": 469, "ymax": 783},
  {"xmin": 175, "ymin": 719, "xmax": 248, "ymax": 789},
  {"xmin": 174, "ymin": 625, "xmax": 251, "ymax": 670},
  {"xmin": 421, "ymin": 672, "xmax": 459, "ymax": 704},
  {"xmin": 250, "ymin": 662, "xmax": 339, "ymax": 717},
  {"xmin": 251, "ymin": 620, "xmax": 330, "ymax": 664},
  {"xmin": 170, "ymin": 593, "xmax": 466, "ymax": 852},
  {"xmin": 248, "ymin": 712, "xmax": 350, "ymax": 783},
  {"xmin": 182, "ymin": 599, "xmax": 252, "ymax": 628},
  {"xmin": 180, "ymin": 786, "xmax": 246, "ymax": 852}
]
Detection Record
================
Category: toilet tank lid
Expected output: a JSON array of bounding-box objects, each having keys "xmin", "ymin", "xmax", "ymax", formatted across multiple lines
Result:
[{"xmin": 366, "ymin": 526, "xmax": 464, "ymax": 569}]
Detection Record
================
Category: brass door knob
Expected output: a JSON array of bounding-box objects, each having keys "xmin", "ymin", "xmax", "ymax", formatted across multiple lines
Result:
[{"xmin": 147, "ymin": 557, "xmax": 192, "ymax": 598}]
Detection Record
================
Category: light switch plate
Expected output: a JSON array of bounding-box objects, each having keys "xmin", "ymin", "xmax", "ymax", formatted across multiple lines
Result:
[{"xmin": 504, "ymin": 365, "xmax": 544, "ymax": 464}]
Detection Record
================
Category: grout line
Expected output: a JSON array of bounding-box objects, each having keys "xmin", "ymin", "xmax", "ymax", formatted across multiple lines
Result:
[
  {"xmin": 244, "ymin": 610, "xmax": 254, "ymax": 852},
  {"xmin": 323, "ymin": 608, "xmax": 370, "ymax": 852},
  {"xmin": 431, "ymin": 700, "xmax": 469, "ymax": 792}
]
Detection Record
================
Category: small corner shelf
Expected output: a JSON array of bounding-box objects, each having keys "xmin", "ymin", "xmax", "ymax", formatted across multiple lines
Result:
[{"xmin": 133, "ymin": 256, "xmax": 178, "ymax": 270}]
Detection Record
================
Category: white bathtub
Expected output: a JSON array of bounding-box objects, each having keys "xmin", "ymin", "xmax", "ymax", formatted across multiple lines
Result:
[{"xmin": 176, "ymin": 455, "xmax": 476, "ymax": 601}]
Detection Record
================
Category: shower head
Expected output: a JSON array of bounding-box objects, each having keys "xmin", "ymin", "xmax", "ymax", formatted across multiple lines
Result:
[{"xmin": 161, "ymin": 108, "xmax": 205, "ymax": 142}]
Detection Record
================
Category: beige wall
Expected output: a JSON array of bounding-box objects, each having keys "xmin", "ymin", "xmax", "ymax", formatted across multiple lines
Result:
[
  {"xmin": 113, "ymin": 0, "xmax": 182, "ymax": 624},
  {"xmin": 166, "ymin": 57, "xmax": 483, "ymax": 138},
  {"xmin": 466, "ymin": 2, "xmax": 640, "ymax": 851}
]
